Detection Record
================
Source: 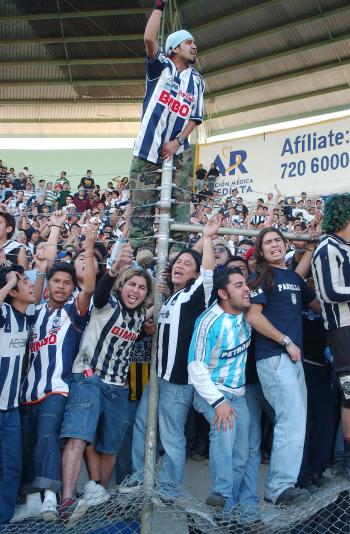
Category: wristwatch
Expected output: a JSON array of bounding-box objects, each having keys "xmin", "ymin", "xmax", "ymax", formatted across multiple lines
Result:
[
  {"xmin": 176, "ymin": 136, "xmax": 184, "ymax": 146},
  {"xmin": 281, "ymin": 335, "xmax": 292, "ymax": 348}
]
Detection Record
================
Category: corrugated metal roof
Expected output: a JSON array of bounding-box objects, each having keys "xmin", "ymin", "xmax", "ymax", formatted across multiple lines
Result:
[{"xmin": 0, "ymin": 0, "xmax": 349, "ymax": 137}]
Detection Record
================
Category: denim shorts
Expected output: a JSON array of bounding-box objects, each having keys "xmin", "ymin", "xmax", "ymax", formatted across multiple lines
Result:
[{"xmin": 60, "ymin": 373, "xmax": 129, "ymax": 454}]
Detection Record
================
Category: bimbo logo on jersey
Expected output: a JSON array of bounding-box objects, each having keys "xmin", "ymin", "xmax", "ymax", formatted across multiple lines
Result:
[{"xmin": 158, "ymin": 89, "xmax": 191, "ymax": 117}]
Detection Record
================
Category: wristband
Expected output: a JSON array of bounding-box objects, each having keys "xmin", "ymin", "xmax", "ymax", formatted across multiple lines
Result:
[
  {"xmin": 108, "ymin": 268, "xmax": 118, "ymax": 278},
  {"xmin": 37, "ymin": 271, "xmax": 46, "ymax": 276},
  {"xmin": 154, "ymin": 0, "xmax": 165, "ymax": 11},
  {"xmin": 51, "ymin": 224, "xmax": 61, "ymax": 228}
]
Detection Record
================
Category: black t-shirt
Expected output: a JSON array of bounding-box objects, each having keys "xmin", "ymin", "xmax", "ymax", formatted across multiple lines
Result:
[
  {"xmin": 196, "ymin": 168, "xmax": 207, "ymax": 180},
  {"xmin": 302, "ymin": 311, "xmax": 328, "ymax": 365},
  {"xmin": 250, "ymin": 267, "xmax": 315, "ymax": 360}
]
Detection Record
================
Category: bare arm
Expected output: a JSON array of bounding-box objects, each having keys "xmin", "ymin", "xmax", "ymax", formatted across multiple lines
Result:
[
  {"xmin": 162, "ymin": 120, "xmax": 198, "ymax": 160},
  {"xmin": 144, "ymin": 8, "xmax": 162, "ymax": 59},
  {"xmin": 246, "ymin": 303, "xmax": 301, "ymax": 362},
  {"xmin": 0, "ymin": 271, "xmax": 18, "ymax": 305},
  {"xmin": 202, "ymin": 216, "xmax": 221, "ymax": 270},
  {"xmin": 76, "ymin": 226, "xmax": 97, "ymax": 315},
  {"xmin": 46, "ymin": 211, "xmax": 66, "ymax": 270},
  {"xmin": 17, "ymin": 246, "xmax": 29, "ymax": 270}
]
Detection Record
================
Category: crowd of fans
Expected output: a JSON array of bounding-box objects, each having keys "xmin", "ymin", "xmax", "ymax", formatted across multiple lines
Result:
[{"xmin": 0, "ymin": 159, "xmax": 349, "ymax": 533}]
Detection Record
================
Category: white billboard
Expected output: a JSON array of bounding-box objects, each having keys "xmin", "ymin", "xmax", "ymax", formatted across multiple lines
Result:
[{"xmin": 196, "ymin": 116, "xmax": 350, "ymax": 201}]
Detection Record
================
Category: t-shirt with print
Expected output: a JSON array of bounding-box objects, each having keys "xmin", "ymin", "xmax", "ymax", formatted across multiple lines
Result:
[{"xmin": 250, "ymin": 267, "xmax": 315, "ymax": 361}]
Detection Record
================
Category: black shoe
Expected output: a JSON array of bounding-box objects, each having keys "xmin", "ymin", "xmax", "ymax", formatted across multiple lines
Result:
[
  {"xmin": 275, "ymin": 487, "xmax": 310, "ymax": 506},
  {"xmin": 312, "ymin": 474, "xmax": 331, "ymax": 488},
  {"xmin": 205, "ymin": 493, "xmax": 226, "ymax": 508}
]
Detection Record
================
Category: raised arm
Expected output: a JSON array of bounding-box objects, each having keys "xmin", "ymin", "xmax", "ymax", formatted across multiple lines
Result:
[
  {"xmin": 144, "ymin": 2, "xmax": 165, "ymax": 59},
  {"xmin": 46, "ymin": 211, "xmax": 66, "ymax": 270},
  {"xmin": 0, "ymin": 271, "xmax": 18, "ymax": 305},
  {"xmin": 202, "ymin": 216, "xmax": 221, "ymax": 270},
  {"xmin": 76, "ymin": 226, "xmax": 97, "ymax": 315}
]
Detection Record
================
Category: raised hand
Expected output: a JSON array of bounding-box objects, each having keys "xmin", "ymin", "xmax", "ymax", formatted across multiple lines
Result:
[
  {"xmin": 203, "ymin": 214, "xmax": 221, "ymax": 239},
  {"xmin": 50, "ymin": 210, "xmax": 66, "ymax": 228},
  {"xmin": 5, "ymin": 271, "xmax": 19, "ymax": 288}
]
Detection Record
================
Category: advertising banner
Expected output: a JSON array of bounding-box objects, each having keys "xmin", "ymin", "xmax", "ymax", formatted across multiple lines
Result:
[{"xmin": 196, "ymin": 117, "xmax": 350, "ymax": 201}]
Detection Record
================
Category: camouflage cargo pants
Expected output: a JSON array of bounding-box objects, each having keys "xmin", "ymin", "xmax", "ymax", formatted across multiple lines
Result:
[{"xmin": 128, "ymin": 148, "xmax": 193, "ymax": 253}]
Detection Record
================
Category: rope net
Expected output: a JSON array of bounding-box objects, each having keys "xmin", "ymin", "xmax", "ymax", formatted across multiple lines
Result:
[{"xmin": 3, "ymin": 470, "xmax": 350, "ymax": 533}]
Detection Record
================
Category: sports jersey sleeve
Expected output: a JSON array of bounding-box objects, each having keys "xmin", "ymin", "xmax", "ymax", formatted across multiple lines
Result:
[
  {"xmin": 190, "ymin": 75, "xmax": 205, "ymax": 124},
  {"xmin": 249, "ymin": 285, "xmax": 268, "ymax": 305},
  {"xmin": 201, "ymin": 267, "xmax": 214, "ymax": 307},
  {"xmin": 65, "ymin": 299, "xmax": 89, "ymax": 333},
  {"xmin": 146, "ymin": 50, "xmax": 166, "ymax": 81},
  {"xmin": 188, "ymin": 316, "xmax": 225, "ymax": 408}
]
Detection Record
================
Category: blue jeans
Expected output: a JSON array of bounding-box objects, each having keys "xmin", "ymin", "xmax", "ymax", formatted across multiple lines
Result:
[
  {"xmin": 193, "ymin": 390, "xmax": 250, "ymax": 505},
  {"xmin": 115, "ymin": 399, "xmax": 139, "ymax": 484},
  {"xmin": 132, "ymin": 380, "xmax": 193, "ymax": 495},
  {"xmin": 257, "ymin": 354, "xmax": 307, "ymax": 503},
  {"xmin": 158, "ymin": 379, "xmax": 194, "ymax": 496},
  {"xmin": 0, "ymin": 409, "xmax": 22, "ymax": 523},
  {"xmin": 61, "ymin": 373, "xmax": 129, "ymax": 454},
  {"xmin": 20, "ymin": 394, "xmax": 67, "ymax": 495}
]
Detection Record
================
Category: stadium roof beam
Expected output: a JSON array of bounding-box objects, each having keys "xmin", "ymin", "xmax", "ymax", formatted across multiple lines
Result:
[
  {"xmin": 0, "ymin": 34, "xmax": 143, "ymax": 46},
  {"xmin": 0, "ymin": 7, "xmax": 151, "ymax": 22},
  {"xmin": 0, "ymin": 118, "xmax": 140, "ymax": 123},
  {"xmin": 204, "ymin": 33, "xmax": 350, "ymax": 80},
  {"xmin": 209, "ymin": 103, "xmax": 350, "ymax": 138},
  {"xmin": 198, "ymin": 4, "xmax": 350, "ymax": 57},
  {"xmin": 0, "ymin": 57, "xmax": 144, "ymax": 67},
  {"xmin": 206, "ymin": 57, "xmax": 350, "ymax": 100},
  {"xmin": 1, "ymin": 56, "xmax": 348, "ymax": 91},
  {"xmin": 0, "ymin": 31, "xmax": 349, "ymax": 70},
  {"xmin": 2, "ymin": 84, "xmax": 348, "ymax": 122},
  {"xmin": 207, "ymin": 84, "xmax": 350, "ymax": 120},
  {"xmin": 0, "ymin": 98, "xmax": 143, "ymax": 105}
]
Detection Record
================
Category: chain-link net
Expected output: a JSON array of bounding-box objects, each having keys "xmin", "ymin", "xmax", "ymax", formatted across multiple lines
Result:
[{"xmin": 3, "ymin": 469, "xmax": 350, "ymax": 534}]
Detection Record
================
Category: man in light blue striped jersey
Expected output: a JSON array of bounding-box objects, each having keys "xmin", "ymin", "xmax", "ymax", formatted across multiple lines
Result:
[{"xmin": 188, "ymin": 267, "xmax": 251, "ymax": 512}]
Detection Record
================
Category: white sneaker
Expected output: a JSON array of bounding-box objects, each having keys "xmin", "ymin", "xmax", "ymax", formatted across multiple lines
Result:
[
  {"xmin": 41, "ymin": 498, "xmax": 58, "ymax": 521},
  {"xmin": 83, "ymin": 480, "xmax": 110, "ymax": 506},
  {"xmin": 12, "ymin": 502, "xmax": 41, "ymax": 522}
]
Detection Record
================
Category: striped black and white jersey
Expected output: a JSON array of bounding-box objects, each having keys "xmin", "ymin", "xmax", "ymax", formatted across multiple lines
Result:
[
  {"xmin": 73, "ymin": 295, "xmax": 146, "ymax": 386},
  {"xmin": 250, "ymin": 214, "xmax": 266, "ymax": 226},
  {"xmin": 133, "ymin": 50, "xmax": 205, "ymax": 165},
  {"xmin": 312, "ymin": 234, "xmax": 350, "ymax": 330},
  {"xmin": 3, "ymin": 239, "xmax": 24, "ymax": 265},
  {"xmin": 0, "ymin": 303, "xmax": 33, "ymax": 410},
  {"xmin": 157, "ymin": 268, "xmax": 213, "ymax": 385},
  {"xmin": 20, "ymin": 299, "xmax": 89, "ymax": 403}
]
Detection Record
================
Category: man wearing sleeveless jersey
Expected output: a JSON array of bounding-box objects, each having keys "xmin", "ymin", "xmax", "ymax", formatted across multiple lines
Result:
[
  {"xmin": 129, "ymin": 0, "xmax": 205, "ymax": 258},
  {"xmin": 188, "ymin": 268, "xmax": 251, "ymax": 513}
]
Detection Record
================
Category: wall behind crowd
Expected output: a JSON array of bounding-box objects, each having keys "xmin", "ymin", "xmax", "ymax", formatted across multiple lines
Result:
[{"xmin": 0, "ymin": 148, "xmax": 133, "ymax": 190}]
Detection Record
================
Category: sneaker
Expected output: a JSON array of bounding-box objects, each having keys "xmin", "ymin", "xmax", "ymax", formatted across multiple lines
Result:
[
  {"xmin": 275, "ymin": 487, "xmax": 310, "ymax": 506},
  {"xmin": 12, "ymin": 498, "xmax": 41, "ymax": 522},
  {"xmin": 59, "ymin": 497, "xmax": 88, "ymax": 526},
  {"xmin": 118, "ymin": 480, "xmax": 143, "ymax": 494},
  {"xmin": 41, "ymin": 498, "xmax": 58, "ymax": 522},
  {"xmin": 12, "ymin": 503, "xmax": 40, "ymax": 522},
  {"xmin": 82, "ymin": 481, "xmax": 109, "ymax": 506},
  {"xmin": 205, "ymin": 493, "xmax": 227, "ymax": 508}
]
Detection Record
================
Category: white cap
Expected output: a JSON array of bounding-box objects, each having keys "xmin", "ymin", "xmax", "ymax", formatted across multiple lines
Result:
[{"xmin": 165, "ymin": 30, "xmax": 194, "ymax": 55}]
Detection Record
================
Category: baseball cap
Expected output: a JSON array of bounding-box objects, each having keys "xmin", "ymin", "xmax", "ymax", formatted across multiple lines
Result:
[{"xmin": 165, "ymin": 30, "xmax": 194, "ymax": 55}]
